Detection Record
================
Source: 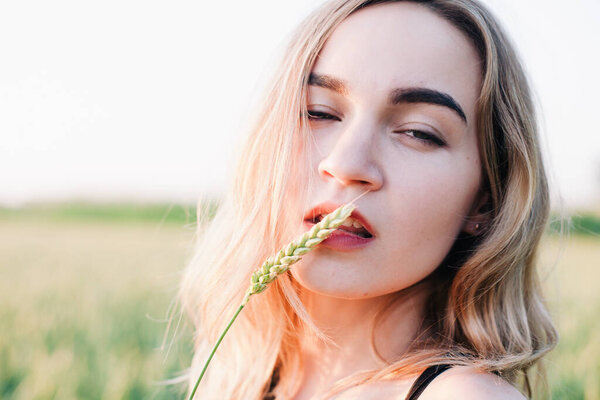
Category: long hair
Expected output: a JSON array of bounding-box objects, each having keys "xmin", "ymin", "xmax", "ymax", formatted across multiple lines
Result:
[{"xmin": 178, "ymin": 0, "xmax": 557, "ymax": 398}]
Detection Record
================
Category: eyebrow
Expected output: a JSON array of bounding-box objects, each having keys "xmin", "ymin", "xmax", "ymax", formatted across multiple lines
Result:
[
  {"xmin": 308, "ymin": 73, "xmax": 467, "ymax": 124},
  {"xmin": 308, "ymin": 73, "xmax": 348, "ymax": 96},
  {"xmin": 389, "ymin": 87, "xmax": 467, "ymax": 123}
]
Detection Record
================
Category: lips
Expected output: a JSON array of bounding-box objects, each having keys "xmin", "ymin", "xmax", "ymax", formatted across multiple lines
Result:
[{"xmin": 303, "ymin": 201, "xmax": 375, "ymax": 238}]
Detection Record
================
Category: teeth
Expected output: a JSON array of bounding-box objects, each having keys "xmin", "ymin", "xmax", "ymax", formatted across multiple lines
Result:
[
  {"xmin": 333, "ymin": 216, "xmax": 365, "ymax": 229},
  {"xmin": 317, "ymin": 214, "xmax": 366, "ymax": 231}
]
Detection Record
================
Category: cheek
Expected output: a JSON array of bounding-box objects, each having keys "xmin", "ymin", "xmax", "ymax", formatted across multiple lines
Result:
[
  {"xmin": 389, "ymin": 151, "xmax": 480, "ymax": 225},
  {"xmin": 382, "ymin": 155, "xmax": 481, "ymax": 272}
]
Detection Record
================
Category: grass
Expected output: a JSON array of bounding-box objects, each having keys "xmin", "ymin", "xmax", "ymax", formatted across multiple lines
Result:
[
  {"xmin": 0, "ymin": 203, "xmax": 598, "ymax": 399},
  {"xmin": 0, "ymin": 201, "xmax": 218, "ymax": 226},
  {"xmin": 0, "ymin": 209, "xmax": 197, "ymax": 399},
  {"xmin": 548, "ymin": 212, "xmax": 600, "ymax": 236},
  {"xmin": 539, "ymin": 234, "xmax": 600, "ymax": 399}
]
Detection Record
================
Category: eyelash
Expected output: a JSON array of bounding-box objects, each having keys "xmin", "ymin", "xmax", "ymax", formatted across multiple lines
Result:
[
  {"xmin": 306, "ymin": 109, "xmax": 445, "ymax": 147},
  {"xmin": 306, "ymin": 110, "xmax": 341, "ymax": 121},
  {"xmin": 395, "ymin": 129, "xmax": 446, "ymax": 147}
]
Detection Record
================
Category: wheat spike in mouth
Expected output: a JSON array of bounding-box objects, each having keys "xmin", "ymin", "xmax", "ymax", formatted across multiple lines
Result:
[
  {"xmin": 187, "ymin": 202, "xmax": 357, "ymax": 400},
  {"xmin": 242, "ymin": 202, "xmax": 356, "ymax": 306}
]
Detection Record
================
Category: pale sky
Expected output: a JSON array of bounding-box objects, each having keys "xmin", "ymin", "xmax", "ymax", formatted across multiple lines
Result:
[{"xmin": 1, "ymin": 0, "xmax": 599, "ymax": 209}]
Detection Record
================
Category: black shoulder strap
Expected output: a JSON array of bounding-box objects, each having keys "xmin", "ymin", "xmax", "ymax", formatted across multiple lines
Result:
[{"xmin": 405, "ymin": 364, "xmax": 452, "ymax": 400}]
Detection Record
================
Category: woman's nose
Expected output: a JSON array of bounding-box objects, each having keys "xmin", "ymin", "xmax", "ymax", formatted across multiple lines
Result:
[{"xmin": 317, "ymin": 122, "xmax": 383, "ymax": 191}]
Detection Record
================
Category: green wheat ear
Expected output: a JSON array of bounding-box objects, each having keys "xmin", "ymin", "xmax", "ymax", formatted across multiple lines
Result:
[
  {"xmin": 187, "ymin": 202, "xmax": 356, "ymax": 400},
  {"xmin": 242, "ymin": 202, "xmax": 356, "ymax": 306}
]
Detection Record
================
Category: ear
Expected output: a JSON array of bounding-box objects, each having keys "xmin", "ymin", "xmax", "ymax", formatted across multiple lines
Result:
[{"xmin": 462, "ymin": 189, "xmax": 492, "ymax": 236}]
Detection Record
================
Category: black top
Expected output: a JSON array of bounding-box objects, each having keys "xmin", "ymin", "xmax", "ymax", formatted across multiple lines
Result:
[
  {"xmin": 263, "ymin": 364, "xmax": 451, "ymax": 400},
  {"xmin": 405, "ymin": 364, "xmax": 452, "ymax": 400},
  {"xmin": 263, "ymin": 367, "xmax": 279, "ymax": 400}
]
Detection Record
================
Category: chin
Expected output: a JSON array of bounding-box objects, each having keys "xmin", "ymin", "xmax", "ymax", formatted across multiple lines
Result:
[{"xmin": 291, "ymin": 270, "xmax": 379, "ymax": 300}]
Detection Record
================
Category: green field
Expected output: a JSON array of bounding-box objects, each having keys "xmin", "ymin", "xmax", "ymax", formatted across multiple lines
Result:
[
  {"xmin": 0, "ymin": 204, "xmax": 598, "ymax": 399},
  {"xmin": 0, "ymin": 205, "xmax": 197, "ymax": 399}
]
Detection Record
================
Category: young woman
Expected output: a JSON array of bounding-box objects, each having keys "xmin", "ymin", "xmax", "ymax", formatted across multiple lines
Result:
[{"xmin": 179, "ymin": 0, "xmax": 557, "ymax": 398}]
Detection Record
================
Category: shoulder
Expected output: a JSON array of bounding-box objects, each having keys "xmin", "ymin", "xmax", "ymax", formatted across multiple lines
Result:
[
  {"xmin": 332, "ymin": 366, "xmax": 525, "ymax": 400},
  {"xmin": 418, "ymin": 366, "xmax": 526, "ymax": 400}
]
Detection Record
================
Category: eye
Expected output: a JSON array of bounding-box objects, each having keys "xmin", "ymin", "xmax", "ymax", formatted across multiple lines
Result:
[
  {"xmin": 396, "ymin": 129, "xmax": 446, "ymax": 147},
  {"xmin": 306, "ymin": 110, "xmax": 341, "ymax": 121}
]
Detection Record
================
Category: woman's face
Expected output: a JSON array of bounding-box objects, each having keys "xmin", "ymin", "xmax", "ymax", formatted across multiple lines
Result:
[{"xmin": 292, "ymin": 2, "xmax": 484, "ymax": 299}]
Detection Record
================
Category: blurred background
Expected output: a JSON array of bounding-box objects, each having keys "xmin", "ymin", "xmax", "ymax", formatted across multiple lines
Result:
[{"xmin": 1, "ymin": 0, "xmax": 599, "ymax": 399}]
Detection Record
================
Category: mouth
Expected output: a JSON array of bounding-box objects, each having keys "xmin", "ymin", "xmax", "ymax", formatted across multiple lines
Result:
[{"xmin": 303, "ymin": 202, "xmax": 375, "ymax": 239}]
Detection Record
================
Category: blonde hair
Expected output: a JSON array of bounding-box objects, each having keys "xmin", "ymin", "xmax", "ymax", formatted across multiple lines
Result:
[{"xmin": 178, "ymin": 0, "xmax": 557, "ymax": 398}]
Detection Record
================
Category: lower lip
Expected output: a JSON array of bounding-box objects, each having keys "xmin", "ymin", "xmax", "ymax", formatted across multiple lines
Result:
[{"xmin": 303, "ymin": 221, "xmax": 374, "ymax": 251}]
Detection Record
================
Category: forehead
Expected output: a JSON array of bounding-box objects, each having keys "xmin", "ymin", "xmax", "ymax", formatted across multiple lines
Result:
[{"xmin": 312, "ymin": 2, "xmax": 482, "ymax": 116}]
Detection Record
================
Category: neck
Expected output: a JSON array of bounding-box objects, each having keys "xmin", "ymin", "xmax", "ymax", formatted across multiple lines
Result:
[{"xmin": 288, "ymin": 282, "xmax": 431, "ymax": 398}]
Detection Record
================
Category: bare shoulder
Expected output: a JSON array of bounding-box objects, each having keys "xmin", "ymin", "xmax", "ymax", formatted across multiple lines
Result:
[
  {"xmin": 332, "ymin": 366, "xmax": 525, "ymax": 400},
  {"xmin": 419, "ymin": 366, "xmax": 526, "ymax": 400}
]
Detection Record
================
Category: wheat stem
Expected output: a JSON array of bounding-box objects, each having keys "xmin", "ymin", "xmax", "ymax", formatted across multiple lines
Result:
[{"xmin": 187, "ymin": 304, "xmax": 243, "ymax": 400}]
